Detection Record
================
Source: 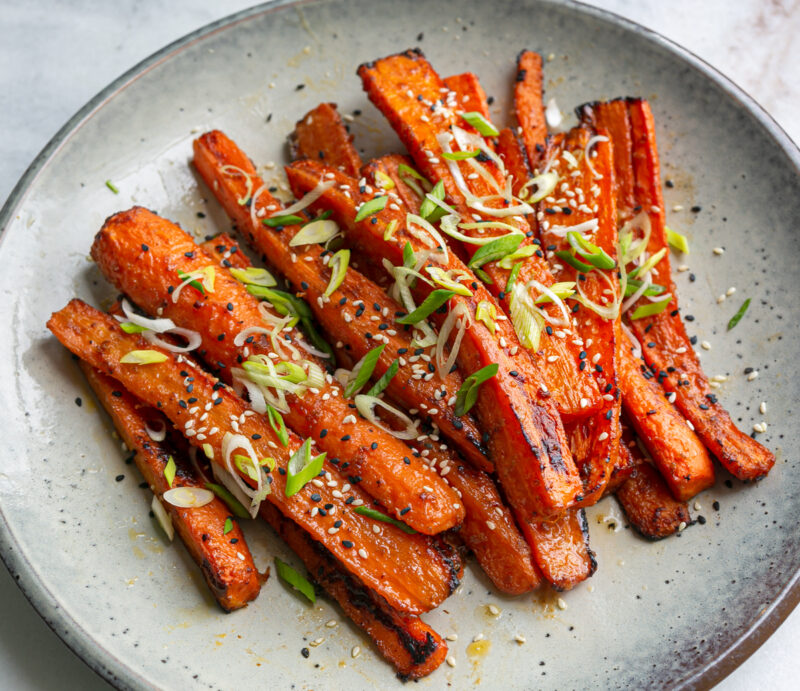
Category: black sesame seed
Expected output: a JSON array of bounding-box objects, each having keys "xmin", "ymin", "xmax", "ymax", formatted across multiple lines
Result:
[
  {"xmin": 400, "ymin": 507, "xmax": 411, "ymax": 515},
  {"xmin": 115, "ymin": 474, "xmax": 124, "ymax": 482},
  {"xmin": 320, "ymin": 429, "xmax": 328, "ymax": 438},
  {"xmin": 342, "ymin": 540, "xmax": 354, "ymax": 548}
]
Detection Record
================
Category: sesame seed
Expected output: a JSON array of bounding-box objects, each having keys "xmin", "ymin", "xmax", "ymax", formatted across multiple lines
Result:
[
  {"xmin": 726, "ymin": 286, "xmax": 736, "ymax": 296},
  {"xmin": 514, "ymin": 634, "xmax": 526, "ymax": 644},
  {"xmin": 678, "ymin": 521, "xmax": 687, "ymax": 531},
  {"xmin": 747, "ymin": 370, "xmax": 759, "ymax": 381},
  {"xmin": 580, "ymin": 398, "xmax": 589, "ymax": 408},
  {"xmin": 677, "ymin": 264, "xmax": 689, "ymax": 272},
  {"xmin": 487, "ymin": 604, "xmax": 500, "ymax": 615},
  {"xmin": 556, "ymin": 597, "xmax": 567, "ymax": 610},
  {"xmin": 760, "ymin": 401, "xmax": 767, "ymax": 414},
  {"xmin": 446, "ymin": 656, "xmax": 456, "ymax": 668},
  {"xmin": 712, "ymin": 247, "xmax": 725, "ymax": 255},
  {"xmin": 486, "ymin": 520, "xmax": 496, "ymax": 530},
  {"xmin": 351, "ymin": 646, "xmax": 361, "ymax": 658},
  {"xmin": 701, "ymin": 341, "xmax": 711, "ymax": 350},
  {"xmin": 473, "ymin": 633, "xmax": 484, "ymax": 642},
  {"xmin": 358, "ymin": 548, "xmax": 368, "ymax": 559}
]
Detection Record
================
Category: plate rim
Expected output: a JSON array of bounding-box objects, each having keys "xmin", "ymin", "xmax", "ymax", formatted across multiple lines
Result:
[{"xmin": 1, "ymin": 1, "xmax": 798, "ymax": 688}]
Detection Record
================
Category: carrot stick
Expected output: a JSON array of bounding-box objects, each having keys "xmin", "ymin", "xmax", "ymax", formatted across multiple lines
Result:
[
  {"xmin": 91, "ymin": 206, "xmax": 464, "ymax": 536},
  {"xmin": 496, "ymin": 127, "xmax": 533, "ymax": 198},
  {"xmin": 360, "ymin": 153, "xmax": 425, "ymax": 215},
  {"xmin": 357, "ymin": 50, "xmax": 601, "ymax": 419},
  {"xmin": 81, "ymin": 363, "xmax": 262, "ymax": 611},
  {"xmin": 514, "ymin": 50, "xmax": 548, "ymax": 170},
  {"xmin": 192, "ymin": 131, "xmax": 491, "ymax": 473},
  {"xmin": 615, "ymin": 434, "xmax": 692, "ymax": 540},
  {"xmin": 444, "ymin": 72, "xmax": 491, "ymax": 119},
  {"xmin": 48, "ymin": 299, "xmax": 462, "ymax": 614},
  {"xmin": 285, "ymin": 160, "xmax": 583, "ymax": 521},
  {"xmin": 289, "ymin": 102, "xmax": 363, "ymax": 176}
]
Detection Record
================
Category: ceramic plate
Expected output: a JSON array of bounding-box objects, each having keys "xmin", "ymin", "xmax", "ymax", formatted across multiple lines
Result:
[{"xmin": 1, "ymin": 0, "xmax": 799, "ymax": 688}]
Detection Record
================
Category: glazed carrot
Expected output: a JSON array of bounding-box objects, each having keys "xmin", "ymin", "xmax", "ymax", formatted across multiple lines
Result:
[
  {"xmin": 588, "ymin": 98, "xmax": 774, "ymax": 481},
  {"xmin": 444, "ymin": 72, "xmax": 491, "ymax": 119},
  {"xmin": 615, "ymin": 435, "xmax": 692, "ymax": 540},
  {"xmin": 260, "ymin": 501, "xmax": 447, "ymax": 679},
  {"xmin": 91, "ymin": 207, "xmax": 464, "ymax": 536},
  {"xmin": 537, "ymin": 127, "xmax": 621, "ymax": 504},
  {"xmin": 357, "ymin": 50, "xmax": 601, "ymax": 419},
  {"xmin": 48, "ymin": 300, "xmax": 462, "ymax": 614},
  {"xmin": 80, "ymin": 363, "xmax": 261, "ymax": 611},
  {"xmin": 618, "ymin": 336, "xmax": 715, "ymax": 501},
  {"xmin": 514, "ymin": 50, "xmax": 548, "ymax": 170},
  {"xmin": 192, "ymin": 131, "xmax": 490, "ymax": 473},
  {"xmin": 516, "ymin": 509, "xmax": 596, "ymax": 591},
  {"xmin": 361, "ymin": 153, "xmax": 425, "ymax": 215},
  {"xmin": 285, "ymin": 160, "xmax": 583, "ymax": 521},
  {"xmin": 289, "ymin": 102, "xmax": 363, "ymax": 176},
  {"xmin": 496, "ymin": 127, "xmax": 533, "ymax": 198}
]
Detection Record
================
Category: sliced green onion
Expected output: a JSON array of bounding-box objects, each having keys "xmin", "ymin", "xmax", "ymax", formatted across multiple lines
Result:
[
  {"xmin": 344, "ymin": 344, "xmax": 385, "ymax": 397},
  {"xmin": 630, "ymin": 296, "xmax": 672, "ymax": 320},
  {"xmin": 535, "ymin": 281, "xmax": 576, "ymax": 304},
  {"xmin": 177, "ymin": 269, "xmax": 206, "ymax": 296},
  {"xmin": 666, "ymin": 227, "xmax": 690, "ymax": 253},
  {"xmin": 629, "ymin": 248, "xmax": 667, "ymax": 279},
  {"xmin": 247, "ymin": 286, "xmax": 311, "ymax": 322},
  {"xmin": 354, "ymin": 196, "xmax": 388, "ymax": 222},
  {"xmin": 419, "ymin": 180, "xmax": 446, "ymax": 222},
  {"xmin": 475, "ymin": 300, "xmax": 497, "ymax": 335},
  {"xmin": 442, "ymin": 150, "xmax": 481, "ymax": 161},
  {"xmin": 223, "ymin": 517, "xmax": 234, "ymax": 535},
  {"xmin": 460, "ymin": 111, "xmax": 500, "ymax": 137},
  {"xmin": 366, "ymin": 359, "xmax": 399, "ymax": 397},
  {"xmin": 285, "ymin": 438, "xmax": 326, "ymax": 497},
  {"xmin": 229, "ymin": 266, "xmax": 277, "ymax": 287},
  {"xmin": 426, "ymin": 267, "xmax": 472, "ymax": 296},
  {"xmin": 566, "ymin": 231, "xmax": 616, "ymax": 269},
  {"xmin": 397, "ymin": 163, "xmax": 428, "ymax": 183},
  {"xmin": 505, "ymin": 262, "xmax": 522, "ymax": 294},
  {"xmin": 383, "ymin": 218, "xmax": 398, "ymax": 241},
  {"xmin": 234, "ymin": 454, "xmax": 261, "ymax": 482},
  {"xmin": 554, "ymin": 250, "xmax": 595, "ymax": 273},
  {"xmin": 396, "ymin": 289, "xmax": 455, "ymax": 324},
  {"xmin": 324, "ymin": 249, "xmax": 350, "ymax": 297},
  {"xmin": 163, "ymin": 456, "xmax": 177, "ymax": 488},
  {"xmin": 624, "ymin": 278, "xmax": 666, "ymax": 297},
  {"xmin": 120, "ymin": 350, "xmax": 168, "ymax": 365},
  {"xmin": 105, "ymin": 180, "xmax": 119, "ymax": 194},
  {"xmin": 455, "ymin": 363, "xmax": 499, "ymax": 416},
  {"xmin": 205, "ymin": 482, "xmax": 250, "ymax": 518},
  {"xmin": 727, "ymin": 298, "xmax": 751, "ymax": 331},
  {"xmin": 474, "ymin": 267, "xmax": 493, "ymax": 284},
  {"xmin": 267, "ymin": 405, "xmax": 289, "ymax": 447},
  {"xmin": 402, "ymin": 241, "xmax": 416, "ymax": 268},
  {"xmin": 375, "ymin": 170, "xmax": 395, "ymax": 190},
  {"xmin": 289, "ymin": 218, "xmax": 339, "ymax": 246},
  {"xmin": 119, "ymin": 322, "xmax": 148, "ymax": 334},
  {"xmin": 353, "ymin": 505, "xmax": 416, "ymax": 534},
  {"xmin": 522, "ymin": 172, "xmax": 559, "ymax": 203},
  {"xmin": 263, "ymin": 214, "xmax": 304, "ymax": 228},
  {"xmin": 468, "ymin": 235, "xmax": 524, "ymax": 269},
  {"xmin": 275, "ymin": 557, "xmax": 316, "ymax": 603},
  {"xmin": 497, "ymin": 244, "xmax": 537, "ymax": 269}
]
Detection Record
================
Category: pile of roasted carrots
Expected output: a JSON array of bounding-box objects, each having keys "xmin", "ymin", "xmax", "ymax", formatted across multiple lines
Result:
[{"xmin": 47, "ymin": 49, "xmax": 774, "ymax": 679}]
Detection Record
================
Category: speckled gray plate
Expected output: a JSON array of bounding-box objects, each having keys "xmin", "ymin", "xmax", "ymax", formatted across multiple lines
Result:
[{"xmin": 1, "ymin": 0, "xmax": 799, "ymax": 688}]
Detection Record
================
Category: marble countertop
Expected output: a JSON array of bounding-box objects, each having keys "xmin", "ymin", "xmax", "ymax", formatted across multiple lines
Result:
[{"xmin": 1, "ymin": 1, "xmax": 797, "ymax": 688}]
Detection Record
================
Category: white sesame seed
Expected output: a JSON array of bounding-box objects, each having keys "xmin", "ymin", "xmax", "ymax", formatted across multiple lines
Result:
[
  {"xmin": 672, "ymin": 205, "xmax": 684, "ymax": 212},
  {"xmin": 473, "ymin": 633, "xmax": 484, "ymax": 642},
  {"xmin": 686, "ymin": 419, "xmax": 695, "ymax": 430},
  {"xmin": 556, "ymin": 597, "xmax": 567, "ymax": 610},
  {"xmin": 713, "ymin": 247, "xmax": 725, "ymax": 255},
  {"xmin": 423, "ymin": 485, "xmax": 434, "ymax": 493},
  {"xmin": 446, "ymin": 633, "xmax": 458, "ymax": 642},
  {"xmin": 446, "ymin": 656, "xmax": 456, "ymax": 668},
  {"xmin": 726, "ymin": 286, "xmax": 736, "ymax": 296},
  {"xmin": 547, "ymin": 355, "xmax": 558, "ymax": 363},
  {"xmin": 351, "ymin": 646, "xmax": 361, "ymax": 658},
  {"xmin": 327, "ymin": 527, "xmax": 339, "ymax": 535},
  {"xmin": 701, "ymin": 341, "xmax": 711, "ymax": 350},
  {"xmin": 676, "ymin": 346, "xmax": 687, "ymax": 354},
  {"xmin": 358, "ymin": 548, "xmax": 368, "ymax": 559},
  {"xmin": 326, "ymin": 619, "xmax": 338, "ymax": 628},
  {"xmin": 717, "ymin": 295, "xmax": 726, "ymax": 304},
  {"xmin": 760, "ymin": 401, "xmax": 767, "ymax": 415},
  {"xmin": 514, "ymin": 634, "xmax": 526, "ymax": 644},
  {"xmin": 372, "ymin": 524, "xmax": 380, "ymax": 533},
  {"xmin": 677, "ymin": 264, "xmax": 689, "ymax": 272},
  {"xmin": 602, "ymin": 394, "xmax": 614, "ymax": 401},
  {"xmin": 678, "ymin": 521, "xmax": 687, "ymax": 532},
  {"xmin": 311, "ymin": 478, "xmax": 324, "ymax": 488},
  {"xmin": 712, "ymin": 374, "xmax": 728, "ymax": 382},
  {"xmin": 487, "ymin": 604, "xmax": 500, "ymax": 615},
  {"xmin": 667, "ymin": 392, "xmax": 676, "ymax": 403},
  {"xmin": 747, "ymin": 371, "xmax": 759, "ymax": 381},
  {"xmin": 598, "ymin": 432, "xmax": 609, "ymax": 441}
]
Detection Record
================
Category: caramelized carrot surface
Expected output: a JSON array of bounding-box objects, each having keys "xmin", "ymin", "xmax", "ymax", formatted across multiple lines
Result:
[
  {"xmin": 444, "ymin": 72, "xmax": 491, "ymax": 119},
  {"xmin": 496, "ymin": 127, "xmax": 533, "ymax": 198},
  {"xmin": 81, "ymin": 363, "xmax": 261, "ymax": 611},
  {"xmin": 91, "ymin": 207, "xmax": 464, "ymax": 535},
  {"xmin": 513, "ymin": 50, "xmax": 548, "ymax": 170},
  {"xmin": 260, "ymin": 502, "xmax": 447, "ymax": 679},
  {"xmin": 361, "ymin": 153, "xmax": 425, "ymax": 215},
  {"xmin": 289, "ymin": 102, "xmax": 363, "ymax": 176},
  {"xmin": 48, "ymin": 300, "xmax": 461, "ymax": 614}
]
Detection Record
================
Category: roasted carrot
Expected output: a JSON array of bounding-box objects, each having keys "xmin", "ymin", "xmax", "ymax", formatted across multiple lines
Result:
[
  {"xmin": 48, "ymin": 299, "xmax": 462, "ymax": 614},
  {"xmin": 516, "ymin": 509, "xmax": 596, "ymax": 591},
  {"xmin": 285, "ymin": 160, "xmax": 583, "ymax": 521},
  {"xmin": 514, "ymin": 50, "xmax": 548, "ymax": 170},
  {"xmin": 81, "ymin": 363, "xmax": 261, "ymax": 611},
  {"xmin": 289, "ymin": 102, "xmax": 363, "ymax": 176},
  {"xmin": 585, "ymin": 98, "xmax": 775, "ymax": 481},
  {"xmin": 615, "ymin": 436, "xmax": 692, "ymax": 540},
  {"xmin": 357, "ymin": 49, "xmax": 601, "ymax": 419},
  {"xmin": 193, "ymin": 131, "xmax": 491, "ymax": 473},
  {"xmin": 444, "ymin": 72, "xmax": 491, "ymax": 119},
  {"xmin": 361, "ymin": 153, "xmax": 426, "ymax": 215},
  {"xmin": 496, "ymin": 127, "xmax": 533, "ymax": 198},
  {"xmin": 618, "ymin": 335, "xmax": 715, "ymax": 501},
  {"xmin": 91, "ymin": 207, "xmax": 464, "ymax": 535},
  {"xmin": 259, "ymin": 502, "xmax": 447, "ymax": 679}
]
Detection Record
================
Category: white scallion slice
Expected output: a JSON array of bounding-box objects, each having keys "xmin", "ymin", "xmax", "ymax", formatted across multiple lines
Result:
[
  {"xmin": 584, "ymin": 135, "xmax": 609, "ymax": 179},
  {"xmin": 143, "ymin": 327, "xmax": 202, "ymax": 354},
  {"xmin": 144, "ymin": 419, "xmax": 166, "ymax": 442},
  {"xmin": 278, "ymin": 179, "xmax": 336, "ymax": 217},
  {"xmin": 229, "ymin": 266, "xmax": 277, "ymax": 287},
  {"xmin": 220, "ymin": 165, "xmax": 254, "ymax": 206},
  {"xmin": 120, "ymin": 299, "xmax": 176, "ymax": 333},
  {"xmin": 426, "ymin": 266, "xmax": 473, "ymax": 296},
  {"xmin": 435, "ymin": 301, "xmax": 472, "ymax": 378},
  {"xmin": 151, "ymin": 495, "xmax": 174, "ymax": 541},
  {"xmin": 354, "ymin": 395, "xmax": 419, "ymax": 440},
  {"xmin": 162, "ymin": 487, "xmax": 215, "ymax": 509},
  {"xmin": 520, "ymin": 172, "xmax": 559, "ymax": 203}
]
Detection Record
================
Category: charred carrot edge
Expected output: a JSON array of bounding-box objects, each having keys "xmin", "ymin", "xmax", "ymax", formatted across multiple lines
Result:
[
  {"xmin": 192, "ymin": 131, "xmax": 491, "ymax": 473},
  {"xmin": 589, "ymin": 98, "xmax": 774, "ymax": 480},
  {"xmin": 91, "ymin": 206, "xmax": 465, "ymax": 535},
  {"xmin": 496, "ymin": 128, "xmax": 533, "ymax": 199},
  {"xmin": 260, "ymin": 501, "xmax": 447, "ymax": 679},
  {"xmin": 516, "ymin": 509, "xmax": 596, "ymax": 591},
  {"xmin": 514, "ymin": 50, "xmax": 548, "ymax": 170},
  {"xmin": 537, "ymin": 127, "xmax": 621, "ymax": 504},
  {"xmin": 48, "ymin": 299, "xmax": 462, "ymax": 614},
  {"xmin": 615, "ymin": 434, "xmax": 692, "ymax": 540},
  {"xmin": 618, "ymin": 336, "xmax": 715, "ymax": 501},
  {"xmin": 357, "ymin": 49, "xmax": 602, "ymax": 419},
  {"xmin": 444, "ymin": 72, "xmax": 491, "ymax": 119},
  {"xmin": 81, "ymin": 363, "xmax": 261, "ymax": 611},
  {"xmin": 289, "ymin": 102, "xmax": 363, "ymax": 177},
  {"xmin": 285, "ymin": 160, "xmax": 583, "ymax": 521}
]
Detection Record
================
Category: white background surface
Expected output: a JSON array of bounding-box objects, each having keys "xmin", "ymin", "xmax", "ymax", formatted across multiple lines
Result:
[{"xmin": 1, "ymin": 1, "xmax": 798, "ymax": 688}]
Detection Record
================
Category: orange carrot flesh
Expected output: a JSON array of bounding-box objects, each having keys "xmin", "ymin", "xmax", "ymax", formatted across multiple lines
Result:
[
  {"xmin": 81, "ymin": 363, "xmax": 261, "ymax": 611},
  {"xmin": 285, "ymin": 160, "xmax": 583, "ymax": 521},
  {"xmin": 496, "ymin": 127, "xmax": 533, "ymax": 199},
  {"xmin": 615, "ymin": 438, "xmax": 692, "ymax": 540},
  {"xmin": 444, "ymin": 72, "xmax": 491, "ymax": 119},
  {"xmin": 589, "ymin": 99, "xmax": 774, "ymax": 481},
  {"xmin": 513, "ymin": 50, "xmax": 548, "ymax": 170},
  {"xmin": 357, "ymin": 50, "xmax": 601, "ymax": 419},
  {"xmin": 260, "ymin": 501, "xmax": 447, "ymax": 679},
  {"xmin": 90, "ymin": 207, "xmax": 464, "ymax": 535},
  {"xmin": 289, "ymin": 102, "xmax": 363, "ymax": 176},
  {"xmin": 48, "ymin": 299, "xmax": 461, "ymax": 614},
  {"xmin": 361, "ymin": 153, "xmax": 425, "ymax": 216},
  {"xmin": 192, "ymin": 132, "xmax": 491, "ymax": 473}
]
